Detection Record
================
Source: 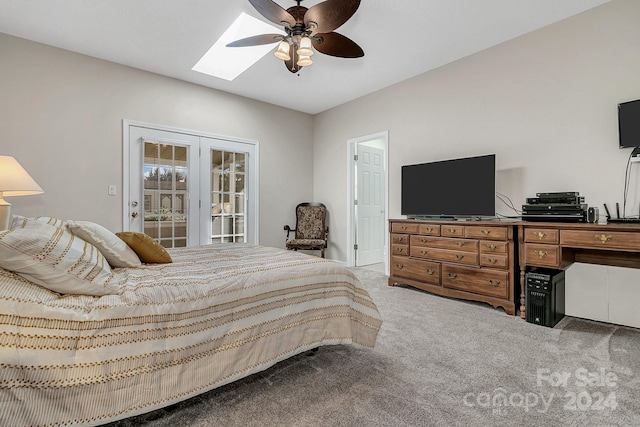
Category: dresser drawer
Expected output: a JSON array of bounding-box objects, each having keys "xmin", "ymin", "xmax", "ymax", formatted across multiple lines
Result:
[
  {"xmin": 465, "ymin": 226, "xmax": 509, "ymax": 240},
  {"xmin": 391, "ymin": 222, "xmax": 419, "ymax": 234},
  {"xmin": 418, "ymin": 224, "xmax": 441, "ymax": 236},
  {"xmin": 442, "ymin": 225, "xmax": 464, "ymax": 237},
  {"xmin": 524, "ymin": 228, "xmax": 560, "ymax": 244},
  {"xmin": 391, "ymin": 233, "xmax": 410, "ymax": 245},
  {"xmin": 391, "ymin": 256, "xmax": 440, "ymax": 285},
  {"xmin": 480, "ymin": 241, "xmax": 508, "ymax": 254},
  {"xmin": 410, "ymin": 236, "xmax": 478, "ymax": 252},
  {"xmin": 412, "ymin": 247, "xmax": 479, "ymax": 266},
  {"xmin": 410, "ymin": 235, "xmax": 433, "ymax": 247},
  {"xmin": 391, "ymin": 244, "xmax": 409, "ymax": 256},
  {"xmin": 561, "ymin": 230, "xmax": 640, "ymax": 252},
  {"xmin": 480, "ymin": 253, "xmax": 508, "ymax": 268},
  {"xmin": 442, "ymin": 265, "xmax": 509, "ymax": 299},
  {"xmin": 524, "ymin": 243, "xmax": 560, "ymax": 268}
]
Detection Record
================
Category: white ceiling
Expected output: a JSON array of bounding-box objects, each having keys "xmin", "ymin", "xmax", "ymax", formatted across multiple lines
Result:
[{"xmin": 0, "ymin": 0, "xmax": 610, "ymax": 114}]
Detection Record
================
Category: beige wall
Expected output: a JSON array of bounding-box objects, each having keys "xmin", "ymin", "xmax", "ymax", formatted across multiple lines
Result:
[
  {"xmin": 0, "ymin": 33, "xmax": 314, "ymax": 249},
  {"xmin": 313, "ymin": 0, "xmax": 640, "ymax": 261},
  {"xmin": 3, "ymin": 1, "xmax": 640, "ymax": 261}
]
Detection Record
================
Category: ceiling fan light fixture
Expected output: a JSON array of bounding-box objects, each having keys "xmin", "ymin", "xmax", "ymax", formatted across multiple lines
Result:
[
  {"xmin": 297, "ymin": 54, "xmax": 313, "ymax": 67},
  {"xmin": 274, "ymin": 39, "xmax": 291, "ymax": 61},
  {"xmin": 296, "ymin": 36, "xmax": 314, "ymax": 57},
  {"xmin": 227, "ymin": 0, "xmax": 364, "ymax": 75}
]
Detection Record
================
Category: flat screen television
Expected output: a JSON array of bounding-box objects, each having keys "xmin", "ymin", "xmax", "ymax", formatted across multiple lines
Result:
[
  {"xmin": 618, "ymin": 99, "xmax": 640, "ymax": 148},
  {"xmin": 401, "ymin": 154, "xmax": 496, "ymax": 219}
]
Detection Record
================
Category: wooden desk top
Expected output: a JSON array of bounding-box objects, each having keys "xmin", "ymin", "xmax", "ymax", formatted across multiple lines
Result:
[{"xmin": 518, "ymin": 220, "xmax": 640, "ymax": 231}]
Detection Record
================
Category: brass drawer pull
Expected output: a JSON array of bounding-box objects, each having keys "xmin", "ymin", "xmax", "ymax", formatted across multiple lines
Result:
[
  {"xmin": 456, "ymin": 241, "xmax": 464, "ymax": 247},
  {"xmin": 455, "ymin": 254, "xmax": 464, "ymax": 260},
  {"xmin": 534, "ymin": 250, "xmax": 547, "ymax": 258},
  {"xmin": 426, "ymin": 227, "xmax": 434, "ymax": 233},
  {"xmin": 426, "ymin": 268, "xmax": 435, "ymax": 276},
  {"xmin": 401, "ymin": 226, "xmax": 408, "ymax": 230},
  {"xmin": 481, "ymin": 230, "xmax": 491, "ymax": 235},
  {"xmin": 397, "ymin": 237, "xmax": 405, "ymax": 242},
  {"xmin": 486, "ymin": 243, "xmax": 497, "ymax": 251},
  {"xmin": 395, "ymin": 247, "xmax": 404, "ymax": 253},
  {"xmin": 596, "ymin": 234, "xmax": 612, "ymax": 243},
  {"xmin": 535, "ymin": 231, "xmax": 547, "ymax": 240},
  {"xmin": 448, "ymin": 273, "xmax": 457, "ymax": 279},
  {"xmin": 421, "ymin": 238, "xmax": 428, "ymax": 243},
  {"xmin": 488, "ymin": 279, "xmax": 501, "ymax": 287},
  {"xmin": 488, "ymin": 258, "xmax": 498, "ymax": 265},
  {"xmin": 395, "ymin": 264, "xmax": 404, "ymax": 270},
  {"xmin": 420, "ymin": 249, "xmax": 428, "ymax": 255}
]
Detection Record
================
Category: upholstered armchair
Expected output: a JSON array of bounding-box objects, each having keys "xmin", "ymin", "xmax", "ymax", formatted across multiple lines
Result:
[{"xmin": 284, "ymin": 202, "xmax": 329, "ymax": 258}]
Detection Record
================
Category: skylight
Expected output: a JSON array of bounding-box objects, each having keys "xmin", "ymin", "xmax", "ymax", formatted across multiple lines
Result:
[{"xmin": 192, "ymin": 13, "xmax": 285, "ymax": 81}]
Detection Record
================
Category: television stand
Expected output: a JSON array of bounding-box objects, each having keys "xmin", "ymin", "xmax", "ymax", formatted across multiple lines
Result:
[{"xmin": 389, "ymin": 219, "xmax": 518, "ymax": 315}]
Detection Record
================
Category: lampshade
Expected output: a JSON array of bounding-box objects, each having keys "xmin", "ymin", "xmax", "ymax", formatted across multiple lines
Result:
[
  {"xmin": 297, "ymin": 55, "xmax": 313, "ymax": 67},
  {"xmin": 296, "ymin": 36, "xmax": 314, "ymax": 57},
  {"xmin": 0, "ymin": 155, "xmax": 44, "ymax": 230},
  {"xmin": 0, "ymin": 156, "xmax": 43, "ymax": 196},
  {"xmin": 274, "ymin": 40, "xmax": 291, "ymax": 61}
]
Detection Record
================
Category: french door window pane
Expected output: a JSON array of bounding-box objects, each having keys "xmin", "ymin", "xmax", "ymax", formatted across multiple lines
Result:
[
  {"xmin": 143, "ymin": 141, "xmax": 189, "ymax": 248},
  {"xmin": 210, "ymin": 149, "xmax": 246, "ymax": 243}
]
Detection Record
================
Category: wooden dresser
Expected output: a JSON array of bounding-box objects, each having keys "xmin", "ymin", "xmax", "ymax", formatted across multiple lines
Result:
[{"xmin": 389, "ymin": 219, "xmax": 518, "ymax": 315}]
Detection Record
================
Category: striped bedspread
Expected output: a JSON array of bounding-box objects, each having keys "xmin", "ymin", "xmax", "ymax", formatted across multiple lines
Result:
[{"xmin": 0, "ymin": 243, "xmax": 382, "ymax": 426}]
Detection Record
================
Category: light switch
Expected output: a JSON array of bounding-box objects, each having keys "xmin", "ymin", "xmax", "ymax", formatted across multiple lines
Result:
[{"xmin": 108, "ymin": 185, "xmax": 117, "ymax": 196}]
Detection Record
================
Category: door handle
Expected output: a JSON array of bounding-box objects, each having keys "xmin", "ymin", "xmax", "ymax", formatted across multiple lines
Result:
[{"xmin": 131, "ymin": 201, "xmax": 139, "ymax": 219}]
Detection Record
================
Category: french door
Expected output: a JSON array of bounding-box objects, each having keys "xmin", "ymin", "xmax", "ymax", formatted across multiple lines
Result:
[
  {"xmin": 200, "ymin": 138, "xmax": 252, "ymax": 244},
  {"xmin": 124, "ymin": 121, "xmax": 258, "ymax": 247}
]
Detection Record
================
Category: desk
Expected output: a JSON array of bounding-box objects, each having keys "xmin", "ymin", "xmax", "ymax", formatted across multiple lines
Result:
[{"xmin": 518, "ymin": 221, "xmax": 640, "ymax": 319}]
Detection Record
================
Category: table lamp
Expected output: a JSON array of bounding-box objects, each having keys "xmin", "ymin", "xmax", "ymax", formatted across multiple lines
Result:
[{"xmin": 0, "ymin": 155, "xmax": 44, "ymax": 230}]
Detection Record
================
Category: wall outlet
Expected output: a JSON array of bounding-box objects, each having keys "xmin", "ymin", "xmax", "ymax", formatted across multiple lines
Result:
[{"xmin": 108, "ymin": 185, "xmax": 117, "ymax": 196}]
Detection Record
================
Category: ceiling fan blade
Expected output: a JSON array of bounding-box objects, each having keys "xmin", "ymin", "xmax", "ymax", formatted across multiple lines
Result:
[
  {"xmin": 312, "ymin": 32, "xmax": 364, "ymax": 58},
  {"xmin": 249, "ymin": 0, "xmax": 296, "ymax": 28},
  {"xmin": 226, "ymin": 34, "xmax": 283, "ymax": 47},
  {"xmin": 304, "ymin": 0, "xmax": 361, "ymax": 34}
]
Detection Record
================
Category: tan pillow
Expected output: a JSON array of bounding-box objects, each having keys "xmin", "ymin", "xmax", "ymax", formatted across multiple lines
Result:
[
  {"xmin": 0, "ymin": 222, "xmax": 122, "ymax": 296},
  {"xmin": 115, "ymin": 232, "xmax": 173, "ymax": 264},
  {"xmin": 67, "ymin": 220, "xmax": 141, "ymax": 268}
]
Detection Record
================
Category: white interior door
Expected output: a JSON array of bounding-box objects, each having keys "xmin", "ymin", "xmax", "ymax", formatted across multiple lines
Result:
[{"xmin": 355, "ymin": 143, "xmax": 386, "ymax": 266}]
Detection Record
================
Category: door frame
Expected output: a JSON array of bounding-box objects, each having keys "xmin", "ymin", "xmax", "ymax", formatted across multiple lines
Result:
[
  {"xmin": 346, "ymin": 130, "xmax": 389, "ymax": 272},
  {"xmin": 122, "ymin": 119, "xmax": 260, "ymax": 244}
]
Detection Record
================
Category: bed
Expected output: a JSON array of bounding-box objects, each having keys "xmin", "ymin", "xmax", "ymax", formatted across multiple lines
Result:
[{"xmin": 0, "ymin": 217, "xmax": 382, "ymax": 426}]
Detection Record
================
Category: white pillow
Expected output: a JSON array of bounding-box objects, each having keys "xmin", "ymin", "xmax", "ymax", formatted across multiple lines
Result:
[
  {"xmin": 11, "ymin": 215, "xmax": 67, "ymax": 229},
  {"xmin": 0, "ymin": 222, "xmax": 122, "ymax": 296},
  {"xmin": 66, "ymin": 220, "xmax": 141, "ymax": 268}
]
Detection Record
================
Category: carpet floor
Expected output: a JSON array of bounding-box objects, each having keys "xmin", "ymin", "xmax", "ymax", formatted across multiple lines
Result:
[{"xmin": 106, "ymin": 266, "xmax": 640, "ymax": 426}]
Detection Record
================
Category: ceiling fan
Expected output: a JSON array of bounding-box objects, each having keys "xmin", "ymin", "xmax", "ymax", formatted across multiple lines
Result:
[{"xmin": 227, "ymin": 0, "xmax": 364, "ymax": 73}]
